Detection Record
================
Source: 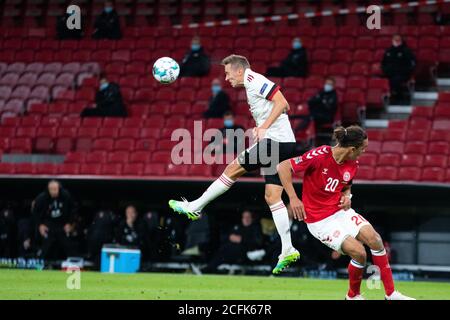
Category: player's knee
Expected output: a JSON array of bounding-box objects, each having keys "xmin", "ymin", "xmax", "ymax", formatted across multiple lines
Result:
[
  {"xmin": 367, "ymin": 232, "xmax": 384, "ymax": 250},
  {"xmin": 354, "ymin": 247, "xmax": 367, "ymax": 264},
  {"xmin": 264, "ymin": 190, "xmax": 280, "ymax": 205}
]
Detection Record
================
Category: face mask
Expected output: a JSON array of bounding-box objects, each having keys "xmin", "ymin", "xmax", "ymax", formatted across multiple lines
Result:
[
  {"xmin": 293, "ymin": 41, "xmax": 302, "ymax": 49},
  {"xmin": 191, "ymin": 44, "xmax": 201, "ymax": 51},
  {"xmin": 211, "ymin": 85, "xmax": 221, "ymax": 95},
  {"xmin": 100, "ymin": 82, "xmax": 109, "ymax": 91},
  {"xmin": 224, "ymin": 119, "xmax": 234, "ymax": 128},
  {"xmin": 104, "ymin": 7, "xmax": 113, "ymax": 13},
  {"xmin": 393, "ymin": 40, "xmax": 401, "ymax": 47},
  {"xmin": 324, "ymin": 84, "xmax": 333, "ymax": 92}
]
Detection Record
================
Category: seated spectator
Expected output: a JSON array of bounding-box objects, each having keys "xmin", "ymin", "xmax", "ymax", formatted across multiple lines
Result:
[
  {"xmin": 87, "ymin": 210, "xmax": 117, "ymax": 266},
  {"xmin": 382, "ymin": 34, "xmax": 416, "ymax": 104},
  {"xmin": 179, "ymin": 36, "xmax": 210, "ymax": 77},
  {"xmin": 218, "ymin": 111, "xmax": 245, "ymax": 155},
  {"xmin": 81, "ymin": 75, "xmax": 127, "ymax": 117},
  {"xmin": 56, "ymin": 11, "xmax": 83, "ymax": 40},
  {"xmin": 92, "ymin": 1, "xmax": 122, "ymax": 39},
  {"xmin": 0, "ymin": 209, "xmax": 15, "ymax": 257},
  {"xmin": 266, "ymin": 37, "xmax": 308, "ymax": 77},
  {"xmin": 203, "ymin": 79, "xmax": 231, "ymax": 118},
  {"xmin": 202, "ymin": 210, "xmax": 263, "ymax": 274},
  {"xmin": 295, "ymin": 77, "xmax": 338, "ymax": 130},
  {"xmin": 115, "ymin": 205, "xmax": 142, "ymax": 248},
  {"xmin": 33, "ymin": 180, "xmax": 78, "ymax": 260}
]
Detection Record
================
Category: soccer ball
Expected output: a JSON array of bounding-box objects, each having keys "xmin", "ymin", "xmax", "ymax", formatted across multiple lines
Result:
[{"xmin": 152, "ymin": 57, "xmax": 180, "ymax": 84}]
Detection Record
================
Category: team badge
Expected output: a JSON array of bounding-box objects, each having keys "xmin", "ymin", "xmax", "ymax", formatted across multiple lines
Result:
[{"xmin": 343, "ymin": 171, "xmax": 351, "ymax": 182}]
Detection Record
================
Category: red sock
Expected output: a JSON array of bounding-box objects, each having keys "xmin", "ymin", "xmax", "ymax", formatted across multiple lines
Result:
[
  {"xmin": 371, "ymin": 249, "xmax": 395, "ymax": 296},
  {"xmin": 347, "ymin": 260, "xmax": 365, "ymax": 297}
]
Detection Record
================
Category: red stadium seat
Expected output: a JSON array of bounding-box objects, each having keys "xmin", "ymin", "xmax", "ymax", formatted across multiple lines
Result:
[
  {"xmin": 144, "ymin": 163, "xmax": 165, "ymax": 176},
  {"xmin": 129, "ymin": 151, "xmax": 152, "ymax": 164},
  {"xmin": 135, "ymin": 139, "xmax": 156, "ymax": 151},
  {"xmin": 428, "ymin": 142, "xmax": 449, "ymax": 155},
  {"xmin": 356, "ymin": 166, "xmax": 374, "ymax": 180},
  {"xmin": 86, "ymin": 151, "xmax": 107, "ymax": 164},
  {"xmin": 15, "ymin": 163, "xmax": 35, "ymax": 174},
  {"xmin": 55, "ymin": 138, "xmax": 73, "ymax": 154},
  {"xmin": 411, "ymin": 106, "xmax": 434, "ymax": 119},
  {"xmin": 10, "ymin": 138, "xmax": 32, "ymax": 153},
  {"xmin": 101, "ymin": 164, "xmax": 123, "ymax": 175},
  {"xmin": 35, "ymin": 163, "xmax": 58, "ymax": 175},
  {"xmin": 166, "ymin": 163, "xmax": 189, "ymax": 176},
  {"xmin": 377, "ymin": 153, "xmax": 400, "ymax": 167},
  {"xmin": 366, "ymin": 129, "xmax": 383, "ymax": 141},
  {"xmin": 429, "ymin": 130, "xmax": 450, "ymax": 143},
  {"xmin": 119, "ymin": 128, "xmax": 140, "ymax": 139},
  {"xmin": 65, "ymin": 152, "xmax": 86, "ymax": 164},
  {"xmin": 79, "ymin": 164, "xmax": 102, "ymax": 175},
  {"xmin": 98, "ymin": 128, "xmax": 119, "ymax": 139},
  {"xmin": 122, "ymin": 163, "xmax": 144, "ymax": 176},
  {"xmin": 400, "ymin": 154, "xmax": 424, "ymax": 167},
  {"xmin": 93, "ymin": 139, "xmax": 114, "ymax": 151},
  {"xmin": 398, "ymin": 167, "xmax": 421, "ymax": 181},
  {"xmin": 78, "ymin": 127, "xmax": 98, "ymax": 138},
  {"xmin": 404, "ymin": 142, "xmax": 427, "ymax": 154},
  {"xmin": 374, "ymin": 166, "xmax": 398, "ymax": 181},
  {"xmin": 358, "ymin": 153, "xmax": 378, "ymax": 167},
  {"xmin": 406, "ymin": 129, "xmax": 429, "ymax": 142},
  {"xmin": 366, "ymin": 141, "xmax": 381, "ymax": 154},
  {"xmin": 115, "ymin": 139, "xmax": 135, "ymax": 151},
  {"xmin": 75, "ymin": 138, "xmax": 93, "ymax": 152},
  {"xmin": 34, "ymin": 137, "xmax": 54, "ymax": 153},
  {"xmin": 381, "ymin": 141, "xmax": 404, "ymax": 154},
  {"xmin": 383, "ymin": 129, "xmax": 406, "ymax": 141},
  {"xmin": 0, "ymin": 163, "xmax": 15, "ymax": 174},
  {"xmin": 421, "ymin": 167, "xmax": 444, "ymax": 182},
  {"xmin": 423, "ymin": 155, "xmax": 447, "ymax": 168}
]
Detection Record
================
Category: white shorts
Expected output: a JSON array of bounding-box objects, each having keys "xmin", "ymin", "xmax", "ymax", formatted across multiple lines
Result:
[{"xmin": 306, "ymin": 208, "xmax": 371, "ymax": 254}]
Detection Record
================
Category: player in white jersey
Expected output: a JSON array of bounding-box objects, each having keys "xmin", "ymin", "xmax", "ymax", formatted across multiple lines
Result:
[{"xmin": 169, "ymin": 55, "xmax": 300, "ymax": 274}]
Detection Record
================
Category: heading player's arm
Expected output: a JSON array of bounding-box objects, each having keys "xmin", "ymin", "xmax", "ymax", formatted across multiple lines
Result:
[
  {"xmin": 260, "ymin": 91, "xmax": 290, "ymax": 130},
  {"xmin": 277, "ymin": 159, "xmax": 306, "ymax": 220}
]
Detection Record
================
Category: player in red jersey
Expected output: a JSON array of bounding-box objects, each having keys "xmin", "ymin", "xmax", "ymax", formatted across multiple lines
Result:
[{"xmin": 277, "ymin": 125, "xmax": 414, "ymax": 300}]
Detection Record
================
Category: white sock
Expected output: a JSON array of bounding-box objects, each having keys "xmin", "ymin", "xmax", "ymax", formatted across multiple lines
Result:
[
  {"xmin": 189, "ymin": 174, "xmax": 235, "ymax": 212},
  {"xmin": 270, "ymin": 201, "xmax": 294, "ymax": 254}
]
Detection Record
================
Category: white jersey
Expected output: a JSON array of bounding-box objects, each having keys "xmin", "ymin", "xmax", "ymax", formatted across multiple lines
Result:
[{"xmin": 243, "ymin": 69, "xmax": 295, "ymax": 143}]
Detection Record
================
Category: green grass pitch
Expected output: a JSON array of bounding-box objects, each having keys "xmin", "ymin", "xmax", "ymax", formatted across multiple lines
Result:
[{"xmin": 1, "ymin": 269, "xmax": 449, "ymax": 300}]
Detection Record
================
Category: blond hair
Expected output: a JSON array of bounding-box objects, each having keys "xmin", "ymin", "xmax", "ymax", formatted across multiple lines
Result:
[{"xmin": 221, "ymin": 54, "xmax": 250, "ymax": 70}]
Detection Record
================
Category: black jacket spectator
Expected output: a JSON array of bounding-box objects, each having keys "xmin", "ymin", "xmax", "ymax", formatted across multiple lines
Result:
[
  {"xmin": 81, "ymin": 81, "xmax": 127, "ymax": 117},
  {"xmin": 307, "ymin": 88, "xmax": 338, "ymax": 125},
  {"xmin": 92, "ymin": 8, "xmax": 122, "ymax": 39},
  {"xmin": 204, "ymin": 91, "xmax": 230, "ymax": 118},
  {"xmin": 33, "ymin": 187, "xmax": 76, "ymax": 228},
  {"xmin": 382, "ymin": 36, "xmax": 416, "ymax": 103},
  {"xmin": 140, "ymin": 211, "xmax": 161, "ymax": 261},
  {"xmin": 56, "ymin": 13, "xmax": 83, "ymax": 40},
  {"xmin": 382, "ymin": 44, "xmax": 416, "ymax": 81},
  {"xmin": 33, "ymin": 181, "xmax": 79, "ymax": 259},
  {"xmin": 115, "ymin": 219, "xmax": 142, "ymax": 247},
  {"xmin": 180, "ymin": 47, "xmax": 210, "ymax": 77},
  {"xmin": 266, "ymin": 39, "xmax": 308, "ymax": 77},
  {"xmin": 202, "ymin": 211, "xmax": 263, "ymax": 273}
]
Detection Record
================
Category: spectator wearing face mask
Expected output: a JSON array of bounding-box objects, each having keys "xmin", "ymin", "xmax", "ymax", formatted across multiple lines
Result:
[
  {"xmin": 92, "ymin": 1, "xmax": 122, "ymax": 40},
  {"xmin": 81, "ymin": 75, "xmax": 127, "ymax": 117},
  {"xmin": 266, "ymin": 37, "xmax": 308, "ymax": 77},
  {"xmin": 382, "ymin": 34, "xmax": 416, "ymax": 104},
  {"xmin": 218, "ymin": 111, "xmax": 245, "ymax": 155},
  {"xmin": 179, "ymin": 36, "xmax": 211, "ymax": 77},
  {"xmin": 203, "ymin": 78, "xmax": 231, "ymax": 118},
  {"xmin": 295, "ymin": 77, "xmax": 338, "ymax": 130}
]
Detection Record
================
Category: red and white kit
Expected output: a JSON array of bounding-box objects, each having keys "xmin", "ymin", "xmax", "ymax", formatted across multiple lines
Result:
[{"xmin": 289, "ymin": 145, "xmax": 371, "ymax": 253}]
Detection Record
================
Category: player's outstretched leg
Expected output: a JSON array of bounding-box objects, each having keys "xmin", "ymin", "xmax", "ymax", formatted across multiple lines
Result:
[
  {"xmin": 266, "ymin": 184, "xmax": 300, "ymax": 274},
  {"xmin": 169, "ymin": 161, "xmax": 246, "ymax": 220},
  {"xmin": 341, "ymin": 237, "xmax": 367, "ymax": 300},
  {"xmin": 357, "ymin": 225, "xmax": 415, "ymax": 300}
]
